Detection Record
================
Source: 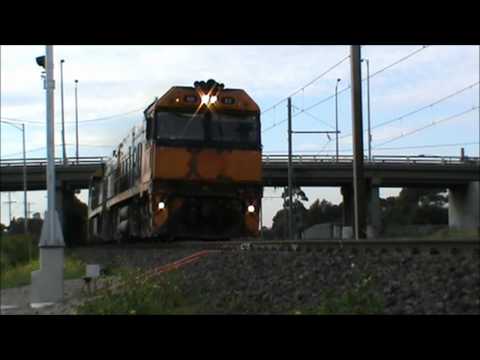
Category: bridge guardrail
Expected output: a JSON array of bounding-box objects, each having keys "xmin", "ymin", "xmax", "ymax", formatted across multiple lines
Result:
[
  {"xmin": 261, "ymin": 154, "xmax": 480, "ymax": 165},
  {"xmin": 1, "ymin": 154, "xmax": 479, "ymax": 167},
  {"xmin": 0, "ymin": 157, "xmax": 107, "ymax": 167}
]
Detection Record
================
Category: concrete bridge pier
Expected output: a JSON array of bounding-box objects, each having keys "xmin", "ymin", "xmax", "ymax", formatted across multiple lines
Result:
[
  {"xmin": 366, "ymin": 186, "xmax": 382, "ymax": 239},
  {"xmin": 448, "ymin": 181, "xmax": 480, "ymax": 232},
  {"xmin": 341, "ymin": 185, "xmax": 354, "ymax": 239},
  {"xmin": 342, "ymin": 185, "xmax": 382, "ymax": 239},
  {"xmin": 55, "ymin": 181, "xmax": 76, "ymax": 243}
]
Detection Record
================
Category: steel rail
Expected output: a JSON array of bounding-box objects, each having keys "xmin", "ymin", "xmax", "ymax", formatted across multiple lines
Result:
[{"xmin": 78, "ymin": 239, "xmax": 480, "ymax": 256}]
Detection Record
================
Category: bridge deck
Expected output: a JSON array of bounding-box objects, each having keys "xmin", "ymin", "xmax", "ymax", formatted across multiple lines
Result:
[{"xmin": 1, "ymin": 155, "xmax": 479, "ymax": 191}]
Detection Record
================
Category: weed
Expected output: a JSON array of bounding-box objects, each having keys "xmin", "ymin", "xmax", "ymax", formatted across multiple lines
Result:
[
  {"xmin": 0, "ymin": 256, "xmax": 86, "ymax": 289},
  {"xmin": 76, "ymin": 269, "xmax": 194, "ymax": 315},
  {"xmin": 292, "ymin": 275, "xmax": 385, "ymax": 315}
]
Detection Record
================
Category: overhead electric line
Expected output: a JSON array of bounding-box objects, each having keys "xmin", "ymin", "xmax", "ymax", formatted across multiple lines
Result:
[
  {"xmin": 1, "ymin": 107, "xmax": 144, "ymax": 127},
  {"xmin": 262, "ymin": 46, "xmax": 430, "ymax": 134},
  {"xmin": 318, "ymin": 81, "xmax": 480, "ymax": 147},
  {"xmin": 373, "ymin": 107, "xmax": 478, "ymax": 148},
  {"xmin": 261, "ymin": 54, "xmax": 351, "ymax": 115}
]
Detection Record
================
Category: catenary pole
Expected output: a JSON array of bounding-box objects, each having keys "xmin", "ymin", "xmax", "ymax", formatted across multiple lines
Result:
[
  {"xmin": 75, "ymin": 79, "xmax": 79, "ymax": 163},
  {"xmin": 22, "ymin": 123, "xmax": 27, "ymax": 234},
  {"xmin": 350, "ymin": 45, "xmax": 367, "ymax": 240},
  {"xmin": 287, "ymin": 97, "xmax": 293, "ymax": 240},
  {"xmin": 60, "ymin": 59, "xmax": 67, "ymax": 164}
]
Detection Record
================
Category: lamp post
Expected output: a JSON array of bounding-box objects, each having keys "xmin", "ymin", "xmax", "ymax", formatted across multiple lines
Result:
[
  {"xmin": 60, "ymin": 59, "xmax": 67, "ymax": 164},
  {"xmin": 361, "ymin": 58, "xmax": 372, "ymax": 161},
  {"xmin": 1, "ymin": 120, "xmax": 28, "ymax": 234},
  {"xmin": 335, "ymin": 78, "xmax": 341, "ymax": 161},
  {"xmin": 74, "ymin": 79, "xmax": 79, "ymax": 163},
  {"xmin": 31, "ymin": 45, "xmax": 65, "ymax": 306}
]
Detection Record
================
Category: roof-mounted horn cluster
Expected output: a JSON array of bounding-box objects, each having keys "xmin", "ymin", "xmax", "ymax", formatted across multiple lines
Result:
[{"xmin": 194, "ymin": 79, "xmax": 225, "ymax": 95}]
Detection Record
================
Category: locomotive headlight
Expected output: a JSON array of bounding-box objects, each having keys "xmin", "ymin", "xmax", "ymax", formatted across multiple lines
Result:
[
  {"xmin": 247, "ymin": 205, "xmax": 255, "ymax": 213},
  {"xmin": 201, "ymin": 94, "xmax": 217, "ymax": 105},
  {"xmin": 201, "ymin": 94, "xmax": 210, "ymax": 104},
  {"xmin": 158, "ymin": 201, "xmax": 166, "ymax": 210}
]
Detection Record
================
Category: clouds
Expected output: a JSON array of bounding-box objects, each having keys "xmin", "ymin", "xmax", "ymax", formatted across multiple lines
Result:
[{"xmin": 1, "ymin": 45, "xmax": 479, "ymax": 226}]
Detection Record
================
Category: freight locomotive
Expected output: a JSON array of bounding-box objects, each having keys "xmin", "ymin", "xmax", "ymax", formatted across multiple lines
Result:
[{"xmin": 87, "ymin": 80, "xmax": 262, "ymax": 242}]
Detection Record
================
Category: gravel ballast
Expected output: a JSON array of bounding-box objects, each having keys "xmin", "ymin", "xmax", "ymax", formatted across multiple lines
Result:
[
  {"xmin": 177, "ymin": 249, "xmax": 480, "ymax": 314},
  {"xmin": 3, "ymin": 246, "xmax": 479, "ymax": 314}
]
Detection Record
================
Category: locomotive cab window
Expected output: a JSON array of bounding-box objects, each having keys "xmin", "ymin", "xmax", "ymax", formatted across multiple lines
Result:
[
  {"xmin": 156, "ymin": 112, "xmax": 204, "ymax": 141},
  {"xmin": 155, "ymin": 111, "xmax": 260, "ymax": 147},
  {"xmin": 210, "ymin": 113, "xmax": 258, "ymax": 145}
]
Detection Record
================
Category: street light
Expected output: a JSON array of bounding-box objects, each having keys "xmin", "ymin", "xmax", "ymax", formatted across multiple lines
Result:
[
  {"xmin": 335, "ymin": 78, "xmax": 341, "ymax": 161},
  {"xmin": 60, "ymin": 59, "xmax": 67, "ymax": 165},
  {"xmin": 74, "ymin": 79, "xmax": 79, "ymax": 163},
  {"xmin": 361, "ymin": 58, "xmax": 372, "ymax": 161},
  {"xmin": 0, "ymin": 120, "xmax": 28, "ymax": 234}
]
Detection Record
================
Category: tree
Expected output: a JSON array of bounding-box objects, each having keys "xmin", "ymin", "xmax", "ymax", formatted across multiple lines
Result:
[
  {"xmin": 380, "ymin": 187, "xmax": 448, "ymax": 227},
  {"xmin": 306, "ymin": 199, "xmax": 342, "ymax": 228}
]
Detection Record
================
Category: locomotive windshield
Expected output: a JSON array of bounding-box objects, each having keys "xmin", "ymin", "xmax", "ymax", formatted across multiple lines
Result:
[
  {"xmin": 156, "ymin": 112, "xmax": 204, "ymax": 141},
  {"xmin": 155, "ymin": 111, "xmax": 259, "ymax": 147}
]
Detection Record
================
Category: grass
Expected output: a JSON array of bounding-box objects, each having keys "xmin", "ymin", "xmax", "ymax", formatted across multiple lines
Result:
[
  {"xmin": 423, "ymin": 228, "xmax": 480, "ymax": 240},
  {"xmin": 76, "ymin": 269, "xmax": 196, "ymax": 315},
  {"xmin": 291, "ymin": 275, "xmax": 385, "ymax": 315},
  {"xmin": 0, "ymin": 257, "xmax": 86, "ymax": 289},
  {"xmin": 0, "ymin": 233, "xmax": 38, "ymax": 271},
  {"xmin": 1, "ymin": 233, "xmax": 86, "ymax": 289}
]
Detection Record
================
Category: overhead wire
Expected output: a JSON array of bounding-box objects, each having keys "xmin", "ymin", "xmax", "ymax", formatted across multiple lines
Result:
[
  {"xmin": 1, "ymin": 107, "xmax": 144, "ymax": 127},
  {"xmin": 262, "ymin": 46, "xmax": 430, "ymax": 134},
  {"xmin": 373, "ymin": 107, "xmax": 478, "ymax": 148},
  {"xmin": 320, "ymin": 81, "xmax": 479, "ymax": 147},
  {"xmin": 260, "ymin": 54, "xmax": 351, "ymax": 116}
]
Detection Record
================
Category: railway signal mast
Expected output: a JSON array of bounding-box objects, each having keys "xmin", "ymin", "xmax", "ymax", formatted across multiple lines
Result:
[{"xmin": 31, "ymin": 45, "xmax": 65, "ymax": 307}]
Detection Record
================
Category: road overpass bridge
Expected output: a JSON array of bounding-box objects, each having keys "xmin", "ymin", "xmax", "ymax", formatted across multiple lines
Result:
[{"xmin": 1, "ymin": 154, "xmax": 479, "ymax": 238}]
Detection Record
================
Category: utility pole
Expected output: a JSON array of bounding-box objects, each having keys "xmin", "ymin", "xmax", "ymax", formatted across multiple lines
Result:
[
  {"xmin": 22, "ymin": 123, "xmax": 27, "ymax": 234},
  {"xmin": 4, "ymin": 193, "xmax": 16, "ymax": 225},
  {"xmin": 350, "ymin": 45, "xmax": 367, "ymax": 240},
  {"xmin": 287, "ymin": 97, "xmax": 294, "ymax": 240},
  {"xmin": 335, "ymin": 78, "xmax": 341, "ymax": 161},
  {"xmin": 362, "ymin": 58, "xmax": 372, "ymax": 161},
  {"xmin": 31, "ymin": 45, "xmax": 65, "ymax": 306},
  {"xmin": 74, "ymin": 79, "xmax": 79, "ymax": 163},
  {"xmin": 27, "ymin": 201, "xmax": 35, "ymax": 218},
  {"xmin": 60, "ymin": 59, "xmax": 67, "ymax": 165},
  {"xmin": 1, "ymin": 120, "xmax": 28, "ymax": 234}
]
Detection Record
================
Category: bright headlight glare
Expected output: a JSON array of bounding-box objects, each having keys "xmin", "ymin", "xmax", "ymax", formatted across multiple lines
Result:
[
  {"xmin": 247, "ymin": 205, "xmax": 255, "ymax": 213},
  {"xmin": 158, "ymin": 201, "xmax": 165, "ymax": 210},
  {"xmin": 201, "ymin": 94, "xmax": 217, "ymax": 105}
]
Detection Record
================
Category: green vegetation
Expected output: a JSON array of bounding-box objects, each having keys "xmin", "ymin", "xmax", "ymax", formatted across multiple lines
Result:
[
  {"xmin": 424, "ymin": 227, "xmax": 479, "ymax": 240},
  {"xmin": 1, "ymin": 233, "xmax": 85, "ymax": 289},
  {"xmin": 292, "ymin": 276, "xmax": 385, "ymax": 315},
  {"xmin": 1, "ymin": 257, "xmax": 85, "ymax": 289},
  {"xmin": 76, "ymin": 270, "xmax": 195, "ymax": 315},
  {"xmin": 0, "ymin": 234, "xmax": 38, "ymax": 271},
  {"xmin": 264, "ymin": 187, "xmax": 450, "ymax": 239}
]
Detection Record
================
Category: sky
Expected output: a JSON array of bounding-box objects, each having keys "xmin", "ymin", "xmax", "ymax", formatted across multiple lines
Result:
[{"xmin": 1, "ymin": 45, "xmax": 479, "ymax": 227}]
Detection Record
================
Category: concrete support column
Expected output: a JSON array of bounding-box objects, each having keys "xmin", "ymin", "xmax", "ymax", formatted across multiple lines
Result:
[
  {"xmin": 448, "ymin": 181, "xmax": 480, "ymax": 231},
  {"xmin": 341, "ymin": 185, "xmax": 354, "ymax": 239},
  {"xmin": 367, "ymin": 186, "xmax": 381, "ymax": 239},
  {"xmin": 55, "ymin": 182, "xmax": 64, "ymax": 229},
  {"xmin": 55, "ymin": 181, "xmax": 75, "ymax": 245}
]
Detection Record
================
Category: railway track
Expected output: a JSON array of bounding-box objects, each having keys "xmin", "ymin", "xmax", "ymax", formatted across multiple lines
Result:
[{"xmin": 79, "ymin": 238, "xmax": 480, "ymax": 256}]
